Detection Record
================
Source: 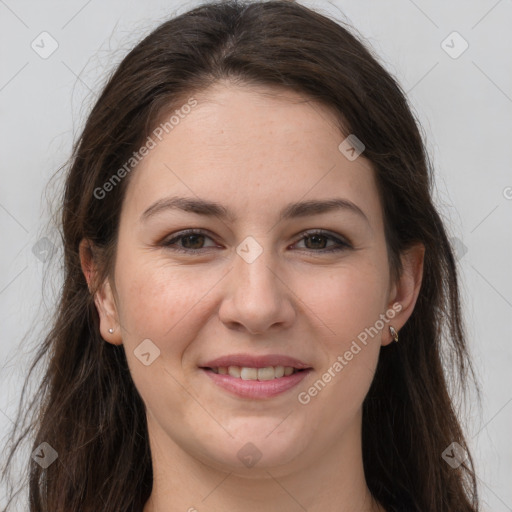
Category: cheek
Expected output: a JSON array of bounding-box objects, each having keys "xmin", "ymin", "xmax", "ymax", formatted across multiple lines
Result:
[
  {"xmin": 291, "ymin": 260, "xmax": 387, "ymax": 410},
  {"xmin": 113, "ymin": 258, "xmax": 209, "ymax": 408},
  {"xmin": 295, "ymin": 260, "xmax": 389, "ymax": 346},
  {"xmin": 114, "ymin": 256, "xmax": 216, "ymax": 353},
  {"xmin": 297, "ymin": 268, "xmax": 384, "ymax": 426}
]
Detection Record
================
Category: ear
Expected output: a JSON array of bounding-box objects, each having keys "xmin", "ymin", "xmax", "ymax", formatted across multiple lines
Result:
[
  {"xmin": 383, "ymin": 242, "xmax": 425, "ymax": 346},
  {"xmin": 79, "ymin": 238, "xmax": 123, "ymax": 346}
]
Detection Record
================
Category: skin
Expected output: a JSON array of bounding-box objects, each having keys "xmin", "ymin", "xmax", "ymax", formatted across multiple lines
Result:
[{"xmin": 80, "ymin": 81, "xmax": 424, "ymax": 512}]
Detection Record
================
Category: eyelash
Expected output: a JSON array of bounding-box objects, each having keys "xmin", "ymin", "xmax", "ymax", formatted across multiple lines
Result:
[{"xmin": 161, "ymin": 228, "xmax": 351, "ymax": 254}]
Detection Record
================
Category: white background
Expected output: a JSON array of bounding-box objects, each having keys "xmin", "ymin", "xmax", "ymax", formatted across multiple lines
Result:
[{"xmin": 0, "ymin": 0, "xmax": 511, "ymax": 510}]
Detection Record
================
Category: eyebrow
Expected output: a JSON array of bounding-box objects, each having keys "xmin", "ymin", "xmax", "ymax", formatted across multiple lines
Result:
[{"xmin": 140, "ymin": 196, "xmax": 370, "ymax": 226}]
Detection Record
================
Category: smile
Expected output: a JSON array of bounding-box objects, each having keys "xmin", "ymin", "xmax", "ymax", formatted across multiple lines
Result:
[
  {"xmin": 209, "ymin": 365, "xmax": 300, "ymax": 379},
  {"xmin": 200, "ymin": 366, "xmax": 312, "ymax": 399}
]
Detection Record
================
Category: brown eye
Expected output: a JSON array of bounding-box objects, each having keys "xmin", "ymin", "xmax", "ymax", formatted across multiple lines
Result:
[
  {"xmin": 303, "ymin": 233, "xmax": 329, "ymax": 250},
  {"xmin": 161, "ymin": 229, "xmax": 218, "ymax": 253},
  {"xmin": 161, "ymin": 229, "xmax": 351, "ymax": 254},
  {"xmin": 294, "ymin": 230, "xmax": 351, "ymax": 253},
  {"xmin": 179, "ymin": 233, "xmax": 206, "ymax": 250}
]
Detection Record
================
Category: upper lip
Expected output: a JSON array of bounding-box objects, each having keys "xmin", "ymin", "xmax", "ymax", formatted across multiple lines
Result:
[{"xmin": 201, "ymin": 353, "xmax": 313, "ymax": 370}]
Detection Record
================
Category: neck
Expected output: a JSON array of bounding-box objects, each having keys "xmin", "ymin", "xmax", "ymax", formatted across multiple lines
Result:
[{"xmin": 143, "ymin": 410, "xmax": 386, "ymax": 512}]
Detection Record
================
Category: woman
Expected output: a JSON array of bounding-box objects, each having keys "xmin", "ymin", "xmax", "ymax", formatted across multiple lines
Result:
[{"xmin": 1, "ymin": 1, "xmax": 480, "ymax": 511}]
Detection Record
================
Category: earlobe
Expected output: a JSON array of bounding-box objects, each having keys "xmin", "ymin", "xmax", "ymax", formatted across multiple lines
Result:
[
  {"xmin": 383, "ymin": 242, "xmax": 425, "ymax": 346},
  {"xmin": 93, "ymin": 280, "xmax": 123, "ymax": 345},
  {"xmin": 79, "ymin": 238, "xmax": 123, "ymax": 345}
]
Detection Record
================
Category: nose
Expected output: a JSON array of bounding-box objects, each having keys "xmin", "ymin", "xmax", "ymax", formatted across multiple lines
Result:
[{"xmin": 218, "ymin": 244, "xmax": 296, "ymax": 335}]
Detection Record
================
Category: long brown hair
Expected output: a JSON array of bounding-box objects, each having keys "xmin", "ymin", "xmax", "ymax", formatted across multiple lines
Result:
[{"xmin": 1, "ymin": 1, "xmax": 480, "ymax": 510}]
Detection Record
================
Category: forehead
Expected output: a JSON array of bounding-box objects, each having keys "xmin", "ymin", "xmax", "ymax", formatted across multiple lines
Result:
[{"xmin": 121, "ymin": 83, "xmax": 382, "ymax": 229}]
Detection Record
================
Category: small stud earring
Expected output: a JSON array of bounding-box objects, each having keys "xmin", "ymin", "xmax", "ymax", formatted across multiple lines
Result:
[
  {"xmin": 389, "ymin": 325, "xmax": 399, "ymax": 343},
  {"xmin": 108, "ymin": 328, "xmax": 114, "ymax": 334}
]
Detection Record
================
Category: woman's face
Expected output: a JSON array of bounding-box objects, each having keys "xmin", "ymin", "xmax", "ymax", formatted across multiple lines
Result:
[{"xmin": 93, "ymin": 82, "xmax": 419, "ymax": 475}]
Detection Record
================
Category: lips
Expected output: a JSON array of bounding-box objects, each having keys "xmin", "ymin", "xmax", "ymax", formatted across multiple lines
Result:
[
  {"xmin": 201, "ymin": 366, "xmax": 312, "ymax": 399},
  {"xmin": 199, "ymin": 353, "xmax": 313, "ymax": 399}
]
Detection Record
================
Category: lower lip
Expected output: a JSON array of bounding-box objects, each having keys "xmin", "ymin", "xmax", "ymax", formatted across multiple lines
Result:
[{"xmin": 201, "ymin": 368, "xmax": 312, "ymax": 399}]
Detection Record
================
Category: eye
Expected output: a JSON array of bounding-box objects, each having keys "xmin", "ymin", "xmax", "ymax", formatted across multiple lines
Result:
[
  {"xmin": 292, "ymin": 229, "xmax": 351, "ymax": 253},
  {"xmin": 160, "ymin": 228, "xmax": 351, "ymax": 254},
  {"xmin": 161, "ymin": 229, "xmax": 218, "ymax": 253}
]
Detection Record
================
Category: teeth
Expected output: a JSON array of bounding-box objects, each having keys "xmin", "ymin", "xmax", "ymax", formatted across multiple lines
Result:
[
  {"xmin": 212, "ymin": 365, "xmax": 299, "ymax": 380},
  {"xmin": 257, "ymin": 367, "xmax": 275, "ymax": 381},
  {"xmin": 274, "ymin": 366, "xmax": 285, "ymax": 378},
  {"xmin": 241, "ymin": 367, "xmax": 258, "ymax": 380},
  {"xmin": 228, "ymin": 366, "xmax": 241, "ymax": 378}
]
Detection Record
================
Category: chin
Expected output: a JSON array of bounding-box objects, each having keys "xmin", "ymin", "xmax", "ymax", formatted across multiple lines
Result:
[{"xmin": 194, "ymin": 424, "xmax": 308, "ymax": 473}]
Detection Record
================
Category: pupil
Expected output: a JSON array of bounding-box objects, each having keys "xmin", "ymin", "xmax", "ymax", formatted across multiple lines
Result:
[
  {"xmin": 306, "ymin": 234, "xmax": 326, "ymax": 249},
  {"xmin": 183, "ymin": 234, "xmax": 204, "ymax": 249}
]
